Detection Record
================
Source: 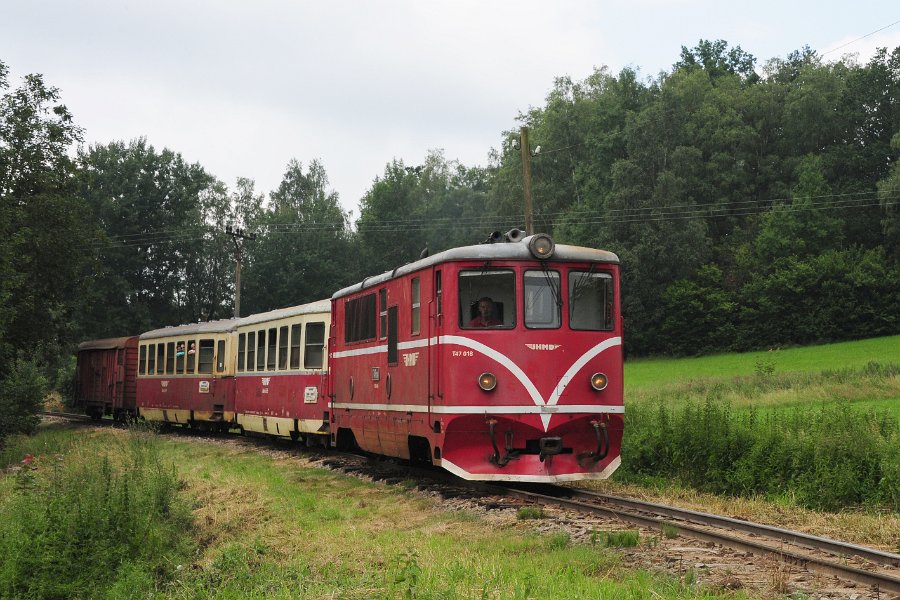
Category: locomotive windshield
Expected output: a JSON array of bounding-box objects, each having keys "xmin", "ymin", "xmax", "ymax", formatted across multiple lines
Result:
[
  {"xmin": 524, "ymin": 270, "xmax": 561, "ymax": 329},
  {"xmin": 459, "ymin": 270, "xmax": 515, "ymax": 328},
  {"xmin": 459, "ymin": 267, "xmax": 614, "ymax": 330},
  {"xmin": 569, "ymin": 270, "xmax": 614, "ymax": 330}
]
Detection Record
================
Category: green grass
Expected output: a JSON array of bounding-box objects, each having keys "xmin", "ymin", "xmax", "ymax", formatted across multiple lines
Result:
[
  {"xmin": 1, "ymin": 426, "xmax": 742, "ymax": 599},
  {"xmin": 625, "ymin": 334, "xmax": 900, "ymax": 391},
  {"xmin": 617, "ymin": 336, "xmax": 900, "ymax": 511}
]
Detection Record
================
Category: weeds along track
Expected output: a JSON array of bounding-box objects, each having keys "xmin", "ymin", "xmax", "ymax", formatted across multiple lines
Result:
[
  {"xmin": 43, "ymin": 416, "xmax": 900, "ymax": 599},
  {"xmin": 482, "ymin": 482, "xmax": 900, "ymax": 596}
]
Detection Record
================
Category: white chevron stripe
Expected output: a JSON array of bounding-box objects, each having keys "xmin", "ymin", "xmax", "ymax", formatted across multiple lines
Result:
[
  {"xmin": 547, "ymin": 337, "xmax": 622, "ymax": 406},
  {"xmin": 330, "ymin": 334, "xmax": 622, "ymax": 431}
]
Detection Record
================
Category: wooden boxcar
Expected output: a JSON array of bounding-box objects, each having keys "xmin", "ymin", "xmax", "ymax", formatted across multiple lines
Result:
[
  {"xmin": 75, "ymin": 336, "xmax": 139, "ymax": 419},
  {"xmin": 329, "ymin": 232, "xmax": 624, "ymax": 482}
]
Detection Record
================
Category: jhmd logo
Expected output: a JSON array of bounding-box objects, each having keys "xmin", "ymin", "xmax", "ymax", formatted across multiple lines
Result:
[{"xmin": 526, "ymin": 344, "xmax": 561, "ymax": 351}]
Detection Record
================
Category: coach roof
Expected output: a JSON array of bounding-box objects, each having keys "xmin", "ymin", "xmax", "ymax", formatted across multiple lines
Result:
[
  {"xmin": 235, "ymin": 299, "xmax": 330, "ymax": 328},
  {"xmin": 332, "ymin": 236, "xmax": 619, "ymax": 299},
  {"xmin": 140, "ymin": 319, "xmax": 238, "ymax": 340}
]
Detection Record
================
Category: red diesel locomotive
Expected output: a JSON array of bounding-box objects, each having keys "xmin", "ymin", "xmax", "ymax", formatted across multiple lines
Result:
[
  {"xmin": 330, "ymin": 231, "xmax": 623, "ymax": 482},
  {"xmin": 75, "ymin": 232, "xmax": 623, "ymax": 483}
]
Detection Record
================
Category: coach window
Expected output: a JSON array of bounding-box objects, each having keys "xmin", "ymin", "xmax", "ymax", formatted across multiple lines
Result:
[
  {"xmin": 198, "ymin": 339, "xmax": 215, "ymax": 373},
  {"xmin": 237, "ymin": 333, "xmax": 246, "ymax": 372},
  {"xmin": 217, "ymin": 340, "xmax": 226, "ymax": 372},
  {"xmin": 524, "ymin": 270, "xmax": 561, "ymax": 329},
  {"xmin": 344, "ymin": 293, "xmax": 377, "ymax": 343},
  {"xmin": 569, "ymin": 270, "xmax": 614, "ymax": 331},
  {"xmin": 176, "ymin": 340, "xmax": 186, "ymax": 373},
  {"xmin": 379, "ymin": 288, "xmax": 388, "ymax": 340},
  {"xmin": 246, "ymin": 332, "xmax": 256, "ymax": 372},
  {"xmin": 305, "ymin": 322, "xmax": 325, "ymax": 369},
  {"xmin": 266, "ymin": 327, "xmax": 277, "ymax": 370},
  {"xmin": 278, "ymin": 326, "xmax": 288, "ymax": 370},
  {"xmin": 139, "ymin": 345, "xmax": 147, "ymax": 374},
  {"xmin": 165, "ymin": 342, "xmax": 175, "ymax": 374},
  {"xmin": 186, "ymin": 339, "xmax": 196, "ymax": 373},
  {"xmin": 411, "ymin": 277, "xmax": 421, "ymax": 335},
  {"xmin": 147, "ymin": 344, "xmax": 156, "ymax": 374},
  {"xmin": 458, "ymin": 270, "xmax": 515, "ymax": 328},
  {"xmin": 256, "ymin": 329, "xmax": 266, "ymax": 371},
  {"xmin": 290, "ymin": 324, "xmax": 302, "ymax": 369},
  {"xmin": 157, "ymin": 344, "xmax": 166, "ymax": 375}
]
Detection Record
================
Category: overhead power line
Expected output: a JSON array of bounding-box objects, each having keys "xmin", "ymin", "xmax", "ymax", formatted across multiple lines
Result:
[
  {"xmin": 822, "ymin": 18, "xmax": 900, "ymax": 56},
  {"xmin": 74, "ymin": 191, "xmax": 898, "ymax": 251}
]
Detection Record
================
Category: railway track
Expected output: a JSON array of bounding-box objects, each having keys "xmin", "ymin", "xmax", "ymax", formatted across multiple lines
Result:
[
  {"xmin": 40, "ymin": 411, "xmax": 97, "ymax": 422},
  {"xmin": 483, "ymin": 482, "xmax": 900, "ymax": 596}
]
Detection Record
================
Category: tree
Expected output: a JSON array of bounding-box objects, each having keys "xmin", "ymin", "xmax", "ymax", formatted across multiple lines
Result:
[
  {"xmin": 0, "ymin": 60, "xmax": 95, "ymax": 382},
  {"xmin": 241, "ymin": 159, "xmax": 354, "ymax": 313},
  {"xmin": 77, "ymin": 138, "xmax": 217, "ymax": 335}
]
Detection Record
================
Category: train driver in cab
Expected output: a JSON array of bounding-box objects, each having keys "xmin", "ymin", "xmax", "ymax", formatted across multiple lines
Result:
[{"xmin": 469, "ymin": 297, "xmax": 502, "ymax": 327}]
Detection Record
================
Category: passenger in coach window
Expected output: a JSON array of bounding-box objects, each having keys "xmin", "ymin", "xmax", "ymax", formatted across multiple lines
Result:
[
  {"xmin": 176, "ymin": 343, "xmax": 185, "ymax": 357},
  {"xmin": 468, "ymin": 297, "xmax": 502, "ymax": 327},
  {"xmin": 188, "ymin": 342, "xmax": 196, "ymax": 354}
]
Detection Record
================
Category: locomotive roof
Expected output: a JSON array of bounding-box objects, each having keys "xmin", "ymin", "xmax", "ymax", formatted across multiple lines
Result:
[
  {"xmin": 140, "ymin": 318, "xmax": 238, "ymax": 340},
  {"xmin": 235, "ymin": 299, "xmax": 330, "ymax": 328},
  {"xmin": 332, "ymin": 235, "xmax": 620, "ymax": 299},
  {"xmin": 78, "ymin": 336, "xmax": 138, "ymax": 351}
]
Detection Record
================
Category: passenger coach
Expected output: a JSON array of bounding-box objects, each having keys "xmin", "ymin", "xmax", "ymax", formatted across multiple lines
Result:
[
  {"xmin": 136, "ymin": 320, "xmax": 236, "ymax": 429},
  {"xmin": 233, "ymin": 300, "xmax": 331, "ymax": 443},
  {"xmin": 329, "ymin": 231, "xmax": 624, "ymax": 482}
]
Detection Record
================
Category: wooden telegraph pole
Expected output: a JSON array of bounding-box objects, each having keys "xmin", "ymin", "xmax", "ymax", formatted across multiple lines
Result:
[
  {"xmin": 520, "ymin": 126, "xmax": 535, "ymax": 235},
  {"xmin": 226, "ymin": 225, "xmax": 256, "ymax": 318}
]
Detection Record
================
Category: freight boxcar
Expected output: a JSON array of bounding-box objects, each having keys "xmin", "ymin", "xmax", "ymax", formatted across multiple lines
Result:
[{"xmin": 75, "ymin": 336, "xmax": 139, "ymax": 419}]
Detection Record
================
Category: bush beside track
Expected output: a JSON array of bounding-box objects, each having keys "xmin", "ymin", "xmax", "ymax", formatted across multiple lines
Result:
[{"xmin": 619, "ymin": 362, "xmax": 900, "ymax": 511}]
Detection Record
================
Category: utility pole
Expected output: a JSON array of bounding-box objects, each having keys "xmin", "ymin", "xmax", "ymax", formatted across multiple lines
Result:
[
  {"xmin": 520, "ymin": 126, "xmax": 535, "ymax": 235},
  {"xmin": 226, "ymin": 225, "xmax": 256, "ymax": 318}
]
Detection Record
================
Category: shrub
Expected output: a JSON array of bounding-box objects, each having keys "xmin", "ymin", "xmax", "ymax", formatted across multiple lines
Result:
[
  {"xmin": 0, "ymin": 430, "xmax": 194, "ymax": 598},
  {"xmin": 620, "ymin": 365, "xmax": 900, "ymax": 510},
  {"xmin": 0, "ymin": 356, "xmax": 47, "ymax": 446}
]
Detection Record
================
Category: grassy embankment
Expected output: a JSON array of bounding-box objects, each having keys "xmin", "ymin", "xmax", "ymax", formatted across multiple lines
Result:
[
  {"xmin": 616, "ymin": 335, "xmax": 900, "ymax": 512},
  {"xmin": 0, "ymin": 423, "xmax": 739, "ymax": 599}
]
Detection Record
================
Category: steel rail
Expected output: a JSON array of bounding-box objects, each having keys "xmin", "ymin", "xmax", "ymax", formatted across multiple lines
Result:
[
  {"xmin": 484, "ymin": 484, "xmax": 900, "ymax": 595},
  {"xmin": 564, "ymin": 488, "xmax": 900, "ymax": 568}
]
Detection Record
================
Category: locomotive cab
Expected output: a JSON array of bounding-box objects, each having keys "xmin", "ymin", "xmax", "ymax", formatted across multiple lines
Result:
[{"xmin": 329, "ymin": 232, "xmax": 624, "ymax": 483}]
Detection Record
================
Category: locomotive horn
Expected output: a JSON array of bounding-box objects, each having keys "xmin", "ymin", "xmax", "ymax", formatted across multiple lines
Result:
[
  {"xmin": 505, "ymin": 228, "xmax": 525, "ymax": 243},
  {"xmin": 482, "ymin": 231, "xmax": 504, "ymax": 244}
]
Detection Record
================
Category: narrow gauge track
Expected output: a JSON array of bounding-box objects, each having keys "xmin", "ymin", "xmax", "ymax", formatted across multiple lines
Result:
[
  {"xmin": 40, "ymin": 411, "xmax": 101, "ymax": 423},
  {"xmin": 483, "ymin": 482, "xmax": 900, "ymax": 596},
  {"xmin": 42, "ymin": 413, "xmax": 900, "ymax": 596}
]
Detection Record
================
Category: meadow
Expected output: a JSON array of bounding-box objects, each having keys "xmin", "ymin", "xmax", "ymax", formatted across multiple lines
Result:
[
  {"xmin": 0, "ymin": 424, "xmax": 737, "ymax": 600},
  {"xmin": 618, "ymin": 335, "xmax": 900, "ymax": 511}
]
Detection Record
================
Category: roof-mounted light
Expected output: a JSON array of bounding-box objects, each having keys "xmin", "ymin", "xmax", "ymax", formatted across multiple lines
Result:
[{"xmin": 528, "ymin": 234, "xmax": 555, "ymax": 259}]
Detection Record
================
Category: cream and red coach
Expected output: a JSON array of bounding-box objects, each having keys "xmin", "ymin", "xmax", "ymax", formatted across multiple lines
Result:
[
  {"xmin": 75, "ymin": 336, "xmax": 139, "ymax": 420},
  {"xmin": 136, "ymin": 320, "xmax": 236, "ymax": 429},
  {"xmin": 233, "ymin": 301, "xmax": 331, "ymax": 443},
  {"xmin": 329, "ymin": 231, "xmax": 624, "ymax": 482}
]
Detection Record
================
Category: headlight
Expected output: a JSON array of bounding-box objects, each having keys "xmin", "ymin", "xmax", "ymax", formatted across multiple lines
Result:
[
  {"xmin": 478, "ymin": 372, "xmax": 497, "ymax": 391},
  {"xmin": 528, "ymin": 234, "xmax": 555, "ymax": 259},
  {"xmin": 590, "ymin": 372, "xmax": 608, "ymax": 391}
]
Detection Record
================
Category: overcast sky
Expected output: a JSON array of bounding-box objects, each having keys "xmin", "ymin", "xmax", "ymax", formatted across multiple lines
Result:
[{"xmin": 3, "ymin": 1, "xmax": 899, "ymax": 217}]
